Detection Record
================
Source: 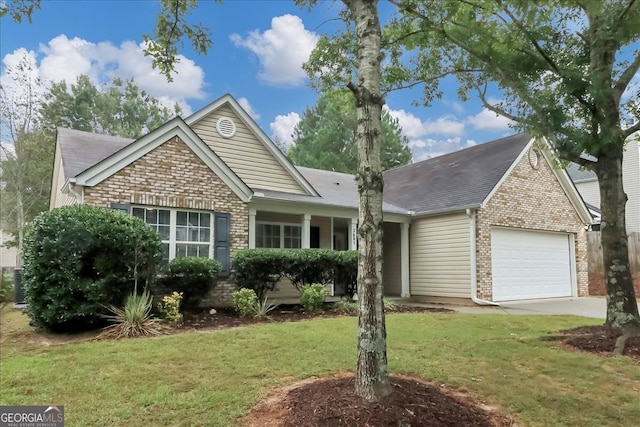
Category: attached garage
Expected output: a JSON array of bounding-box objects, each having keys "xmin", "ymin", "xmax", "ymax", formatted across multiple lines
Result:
[{"xmin": 490, "ymin": 228, "xmax": 574, "ymax": 301}]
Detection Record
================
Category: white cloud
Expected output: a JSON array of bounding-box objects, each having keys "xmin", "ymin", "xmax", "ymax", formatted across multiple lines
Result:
[
  {"xmin": 270, "ymin": 112, "xmax": 300, "ymax": 148},
  {"xmin": 410, "ymin": 137, "xmax": 462, "ymax": 161},
  {"xmin": 3, "ymin": 35, "xmax": 208, "ymax": 116},
  {"xmin": 467, "ymin": 108, "xmax": 513, "ymax": 131},
  {"xmin": 386, "ymin": 107, "xmax": 465, "ymax": 138},
  {"xmin": 443, "ymin": 99, "xmax": 464, "ymax": 114},
  {"xmin": 237, "ymin": 97, "xmax": 260, "ymax": 120},
  {"xmin": 230, "ymin": 15, "xmax": 319, "ymax": 87}
]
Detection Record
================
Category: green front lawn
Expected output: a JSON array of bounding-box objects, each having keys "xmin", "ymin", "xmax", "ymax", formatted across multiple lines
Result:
[{"xmin": 1, "ymin": 309, "xmax": 638, "ymax": 426}]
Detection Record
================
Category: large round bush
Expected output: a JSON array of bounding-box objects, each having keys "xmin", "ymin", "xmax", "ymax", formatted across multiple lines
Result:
[
  {"xmin": 22, "ymin": 205, "xmax": 162, "ymax": 331},
  {"xmin": 154, "ymin": 257, "xmax": 221, "ymax": 310}
]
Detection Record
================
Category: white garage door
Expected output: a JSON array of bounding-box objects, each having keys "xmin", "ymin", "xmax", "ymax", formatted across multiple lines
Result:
[{"xmin": 491, "ymin": 228, "xmax": 573, "ymax": 301}]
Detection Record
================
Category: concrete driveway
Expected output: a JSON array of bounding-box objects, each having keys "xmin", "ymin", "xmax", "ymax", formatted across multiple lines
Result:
[
  {"xmin": 492, "ymin": 297, "xmax": 606, "ymax": 319},
  {"xmin": 408, "ymin": 297, "xmax": 607, "ymax": 319}
]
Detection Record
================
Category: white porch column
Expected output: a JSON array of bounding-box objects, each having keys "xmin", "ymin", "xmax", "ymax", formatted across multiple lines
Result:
[
  {"xmin": 330, "ymin": 217, "xmax": 334, "ymax": 249},
  {"xmin": 400, "ymin": 221, "xmax": 410, "ymax": 298},
  {"xmin": 302, "ymin": 213, "xmax": 311, "ymax": 248},
  {"xmin": 348, "ymin": 217, "xmax": 358, "ymax": 250},
  {"xmin": 248, "ymin": 208, "xmax": 256, "ymax": 249}
]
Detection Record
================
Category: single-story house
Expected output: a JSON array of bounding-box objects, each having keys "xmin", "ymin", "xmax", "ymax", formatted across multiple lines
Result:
[
  {"xmin": 566, "ymin": 134, "xmax": 640, "ymax": 234},
  {"xmin": 50, "ymin": 94, "xmax": 592, "ymax": 305}
]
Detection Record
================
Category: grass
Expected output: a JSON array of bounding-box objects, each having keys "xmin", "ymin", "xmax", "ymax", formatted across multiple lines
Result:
[{"xmin": 1, "ymin": 305, "xmax": 639, "ymax": 427}]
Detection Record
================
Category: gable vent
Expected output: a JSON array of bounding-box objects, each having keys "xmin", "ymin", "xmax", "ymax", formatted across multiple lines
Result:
[{"xmin": 216, "ymin": 117, "xmax": 236, "ymax": 138}]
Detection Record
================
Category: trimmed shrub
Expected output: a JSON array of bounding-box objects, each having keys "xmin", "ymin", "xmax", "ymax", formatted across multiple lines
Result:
[
  {"xmin": 232, "ymin": 249, "xmax": 285, "ymax": 300},
  {"xmin": 283, "ymin": 249, "xmax": 337, "ymax": 291},
  {"xmin": 232, "ymin": 248, "xmax": 358, "ymax": 299},
  {"xmin": 300, "ymin": 283, "xmax": 328, "ymax": 312},
  {"xmin": 157, "ymin": 291, "xmax": 183, "ymax": 324},
  {"xmin": 233, "ymin": 288, "xmax": 258, "ymax": 317},
  {"xmin": 22, "ymin": 205, "xmax": 162, "ymax": 331},
  {"xmin": 155, "ymin": 257, "xmax": 220, "ymax": 310},
  {"xmin": 333, "ymin": 251, "xmax": 358, "ymax": 298}
]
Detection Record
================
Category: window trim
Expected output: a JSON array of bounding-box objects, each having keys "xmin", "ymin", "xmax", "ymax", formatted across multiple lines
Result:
[
  {"xmin": 132, "ymin": 206, "xmax": 214, "ymax": 260},
  {"xmin": 256, "ymin": 221, "xmax": 302, "ymax": 249}
]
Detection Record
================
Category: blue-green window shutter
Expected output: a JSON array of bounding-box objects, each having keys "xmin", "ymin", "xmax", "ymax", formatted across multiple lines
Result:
[
  {"xmin": 214, "ymin": 212, "xmax": 231, "ymax": 276},
  {"xmin": 110, "ymin": 202, "xmax": 131, "ymax": 214}
]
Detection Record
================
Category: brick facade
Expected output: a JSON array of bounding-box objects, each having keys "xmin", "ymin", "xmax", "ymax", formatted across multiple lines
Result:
[
  {"xmin": 475, "ymin": 148, "xmax": 589, "ymax": 300},
  {"xmin": 83, "ymin": 136, "xmax": 249, "ymax": 306}
]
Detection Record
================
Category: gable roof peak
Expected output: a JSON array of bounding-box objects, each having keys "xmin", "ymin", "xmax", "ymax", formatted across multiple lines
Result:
[
  {"xmin": 185, "ymin": 93, "xmax": 319, "ymax": 197},
  {"xmin": 383, "ymin": 133, "xmax": 533, "ymax": 215}
]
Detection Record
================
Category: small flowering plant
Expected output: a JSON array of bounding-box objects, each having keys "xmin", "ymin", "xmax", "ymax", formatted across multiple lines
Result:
[{"xmin": 158, "ymin": 291, "xmax": 183, "ymax": 325}]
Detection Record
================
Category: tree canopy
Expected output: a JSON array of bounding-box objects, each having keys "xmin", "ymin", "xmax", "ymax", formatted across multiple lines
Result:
[
  {"xmin": 0, "ymin": 56, "xmax": 180, "ymax": 257},
  {"xmin": 39, "ymin": 75, "xmax": 180, "ymax": 138},
  {"xmin": 289, "ymin": 88, "xmax": 411, "ymax": 173},
  {"xmin": 385, "ymin": 0, "xmax": 640, "ymax": 349}
]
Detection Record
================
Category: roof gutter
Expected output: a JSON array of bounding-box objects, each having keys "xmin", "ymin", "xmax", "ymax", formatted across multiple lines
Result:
[{"xmin": 466, "ymin": 208, "xmax": 499, "ymax": 306}]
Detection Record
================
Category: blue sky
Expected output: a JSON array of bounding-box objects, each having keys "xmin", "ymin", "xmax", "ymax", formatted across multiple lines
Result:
[{"xmin": 1, "ymin": 0, "xmax": 515, "ymax": 161}]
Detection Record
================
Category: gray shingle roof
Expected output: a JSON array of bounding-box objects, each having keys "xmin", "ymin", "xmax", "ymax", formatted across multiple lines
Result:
[
  {"xmin": 255, "ymin": 167, "xmax": 408, "ymax": 214},
  {"xmin": 56, "ymin": 126, "xmax": 534, "ymax": 218},
  {"xmin": 383, "ymin": 133, "xmax": 532, "ymax": 215},
  {"xmin": 57, "ymin": 128, "xmax": 133, "ymax": 179},
  {"xmin": 565, "ymin": 162, "xmax": 597, "ymax": 183}
]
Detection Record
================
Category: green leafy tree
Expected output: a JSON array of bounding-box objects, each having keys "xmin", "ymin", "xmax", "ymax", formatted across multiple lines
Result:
[
  {"xmin": 301, "ymin": 0, "xmax": 392, "ymax": 400},
  {"xmin": 4, "ymin": 0, "xmax": 392, "ymax": 401},
  {"xmin": 386, "ymin": 0, "xmax": 640, "ymax": 353},
  {"xmin": 0, "ymin": 52, "xmax": 51, "ymax": 262},
  {"xmin": 141, "ymin": 0, "xmax": 393, "ymax": 401},
  {"xmin": 39, "ymin": 75, "xmax": 179, "ymax": 138},
  {"xmin": 289, "ymin": 88, "xmax": 411, "ymax": 173},
  {"xmin": 0, "ymin": 52, "xmax": 180, "ymax": 260}
]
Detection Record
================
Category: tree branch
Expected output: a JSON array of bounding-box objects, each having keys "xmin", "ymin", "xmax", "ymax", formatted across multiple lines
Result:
[
  {"xmin": 617, "ymin": 0, "xmax": 637, "ymax": 26},
  {"xmin": 613, "ymin": 53, "xmax": 640, "ymax": 101},
  {"xmin": 623, "ymin": 120, "xmax": 640, "ymax": 137}
]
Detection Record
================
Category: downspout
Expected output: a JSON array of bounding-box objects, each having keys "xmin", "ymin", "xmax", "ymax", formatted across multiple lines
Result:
[{"xmin": 466, "ymin": 208, "xmax": 500, "ymax": 306}]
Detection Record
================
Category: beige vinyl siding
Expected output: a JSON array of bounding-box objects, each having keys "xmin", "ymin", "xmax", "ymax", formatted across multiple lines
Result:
[
  {"xmin": 55, "ymin": 167, "xmax": 77, "ymax": 207},
  {"xmin": 50, "ymin": 145, "xmax": 76, "ymax": 208},
  {"xmin": 575, "ymin": 180, "xmax": 600, "ymax": 208},
  {"xmin": 383, "ymin": 223, "xmax": 402, "ymax": 295},
  {"xmin": 1, "ymin": 229, "xmax": 18, "ymax": 268},
  {"xmin": 311, "ymin": 216, "xmax": 332, "ymax": 249},
  {"xmin": 267, "ymin": 279, "xmax": 333, "ymax": 300},
  {"xmin": 268, "ymin": 278, "xmax": 300, "ymax": 299},
  {"xmin": 574, "ymin": 139, "xmax": 639, "ymax": 233},
  {"xmin": 623, "ymin": 140, "xmax": 640, "ymax": 233},
  {"xmin": 409, "ymin": 213, "xmax": 471, "ymax": 298},
  {"xmin": 257, "ymin": 212, "xmax": 301, "ymax": 223},
  {"xmin": 191, "ymin": 105, "xmax": 306, "ymax": 194}
]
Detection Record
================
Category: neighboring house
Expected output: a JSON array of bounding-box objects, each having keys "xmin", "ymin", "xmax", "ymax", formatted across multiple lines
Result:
[
  {"xmin": 0, "ymin": 227, "xmax": 18, "ymax": 272},
  {"xmin": 566, "ymin": 134, "xmax": 640, "ymax": 234},
  {"xmin": 50, "ymin": 94, "xmax": 592, "ymax": 305}
]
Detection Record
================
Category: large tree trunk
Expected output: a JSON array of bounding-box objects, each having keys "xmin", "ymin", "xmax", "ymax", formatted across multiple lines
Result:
[
  {"xmin": 596, "ymin": 150, "xmax": 640, "ymax": 354},
  {"xmin": 344, "ymin": 0, "xmax": 392, "ymax": 401}
]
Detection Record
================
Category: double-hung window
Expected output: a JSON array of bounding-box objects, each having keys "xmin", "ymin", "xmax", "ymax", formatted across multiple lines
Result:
[
  {"xmin": 256, "ymin": 223, "xmax": 301, "ymax": 249},
  {"xmin": 132, "ymin": 207, "xmax": 212, "ymax": 263}
]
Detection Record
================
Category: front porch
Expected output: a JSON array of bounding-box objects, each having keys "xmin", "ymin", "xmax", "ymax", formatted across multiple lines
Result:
[{"xmin": 247, "ymin": 206, "xmax": 410, "ymax": 299}]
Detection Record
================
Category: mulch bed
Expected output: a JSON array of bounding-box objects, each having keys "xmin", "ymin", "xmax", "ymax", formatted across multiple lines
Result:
[
  {"xmin": 240, "ymin": 374, "xmax": 515, "ymax": 427},
  {"xmin": 542, "ymin": 324, "xmax": 640, "ymax": 360},
  {"xmin": 179, "ymin": 304, "xmax": 453, "ymax": 331},
  {"xmin": 285, "ymin": 376, "xmax": 514, "ymax": 427}
]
